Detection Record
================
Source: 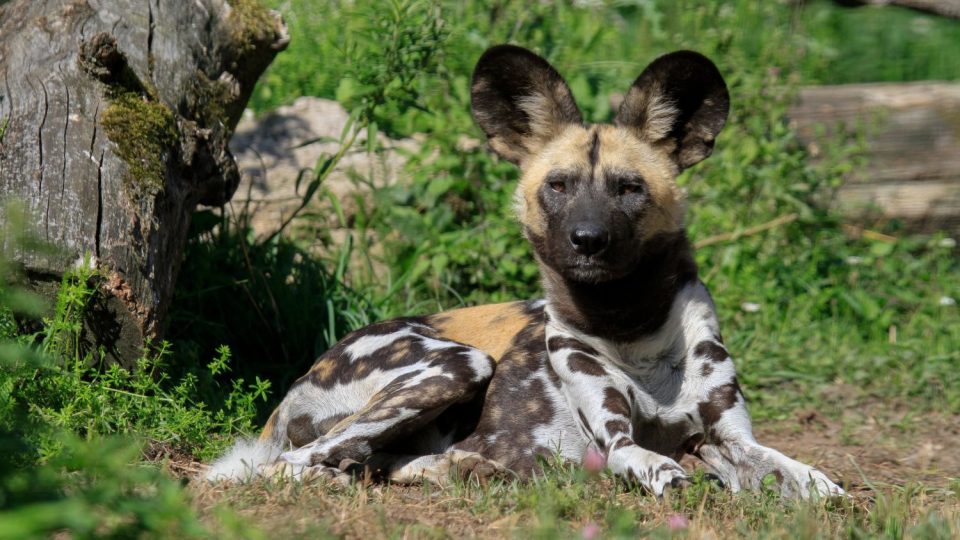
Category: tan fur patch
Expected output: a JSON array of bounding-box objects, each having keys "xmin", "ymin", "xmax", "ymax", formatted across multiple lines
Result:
[
  {"xmin": 310, "ymin": 357, "xmax": 338, "ymax": 384},
  {"xmin": 429, "ymin": 302, "xmax": 534, "ymax": 362},
  {"xmin": 620, "ymin": 82, "xmax": 679, "ymax": 142},
  {"xmin": 328, "ymin": 413, "xmax": 358, "ymax": 436},
  {"xmin": 516, "ymin": 80, "xmax": 579, "ymax": 153},
  {"xmin": 259, "ymin": 408, "xmax": 280, "ymax": 441},
  {"xmin": 516, "ymin": 125, "xmax": 593, "ymax": 236},
  {"xmin": 595, "ymin": 125, "xmax": 685, "ymax": 238}
]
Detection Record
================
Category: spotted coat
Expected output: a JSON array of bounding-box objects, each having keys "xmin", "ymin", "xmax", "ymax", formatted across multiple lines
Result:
[{"xmin": 206, "ymin": 45, "xmax": 844, "ymax": 499}]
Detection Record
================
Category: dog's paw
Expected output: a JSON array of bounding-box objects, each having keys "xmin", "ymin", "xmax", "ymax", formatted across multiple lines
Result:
[
  {"xmin": 648, "ymin": 461, "xmax": 690, "ymax": 497},
  {"xmin": 780, "ymin": 464, "xmax": 846, "ymax": 499},
  {"xmin": 448, "ymin": 450, "xmax": 510, "ymax": 483},
  {"xmin": 745, "ymin": 445, "xmax": 846, "ymax": 499},
  {"xmin": 609, "ymin": 446, "xmax": 689, "ymax": 497},
  {"xmin": 261, "ymin": 460, "xmax": 352, "ymax": 485}
]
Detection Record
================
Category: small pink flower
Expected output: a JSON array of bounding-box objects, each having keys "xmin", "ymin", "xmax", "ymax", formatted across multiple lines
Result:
[
  {"xmin": 582, "ymin": 446, "xmax": 607, "ymax": 474},
  {"xmin": 581, "ymin": 522, "xmax": 601, "ymax": 540},
  {"xmin": 666, "ymin": 514, "xmax": 689, "ymax": 530}
]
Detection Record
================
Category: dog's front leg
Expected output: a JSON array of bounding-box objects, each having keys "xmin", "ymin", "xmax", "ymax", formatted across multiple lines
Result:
[
  {"xmin": 548, "ymin": 334, "xmax": 687, "ymax": 496},
  {"xmin": 697, "ymin": 400, "xmax": 845, "ymax": 498},
  {"xmin": 690, "ymin": 337, "xmax": 845, "ymax": 498}
]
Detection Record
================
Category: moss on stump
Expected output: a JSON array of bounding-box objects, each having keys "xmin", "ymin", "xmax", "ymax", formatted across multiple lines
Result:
[{"xmin": 100, "ymin": 92, "xmax": 178, "ymax": 201}]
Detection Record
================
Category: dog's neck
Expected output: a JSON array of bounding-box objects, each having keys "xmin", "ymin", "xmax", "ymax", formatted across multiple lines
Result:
[{"xmin": 540, "ymin": 230, "xmax": 698, "ymax": 343}]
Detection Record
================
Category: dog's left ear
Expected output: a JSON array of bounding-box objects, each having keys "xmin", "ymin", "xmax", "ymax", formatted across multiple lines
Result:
[{"xmin": 615, "ymin": 51, "xmax": 729, "ymax": 170}]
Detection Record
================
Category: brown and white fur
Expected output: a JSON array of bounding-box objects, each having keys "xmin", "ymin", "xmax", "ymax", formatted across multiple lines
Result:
[{"xmin": 207, "ymin": 45, "xmax": 844, "ymax": 499}]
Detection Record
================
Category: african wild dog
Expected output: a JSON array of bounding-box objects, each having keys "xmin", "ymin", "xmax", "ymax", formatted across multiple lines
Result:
[{"xmin": 207, "ymin": 45, "xmax": 844, "ymax": 498}]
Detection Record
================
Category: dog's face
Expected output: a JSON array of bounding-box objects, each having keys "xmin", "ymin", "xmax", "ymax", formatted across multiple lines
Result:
[{"xmin": 471, "ymin": 46, "xmax": 729, "ymax": 284}]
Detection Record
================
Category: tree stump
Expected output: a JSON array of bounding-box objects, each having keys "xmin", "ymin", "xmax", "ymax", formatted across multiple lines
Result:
[{"xmin": 0, "ymin": 0, "xmax": 288, "ymax": 363}]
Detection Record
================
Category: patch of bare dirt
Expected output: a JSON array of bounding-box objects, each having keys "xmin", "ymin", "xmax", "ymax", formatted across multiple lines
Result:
[
  {"xmin": 188, "ymin": 399, "xmax": 959, "ymax": 537},
  {"xmin": 750, "ymin": 400, "xmax": 960, "ymax": 491},
  {"xmin": 143, "ymin": 440, "xmax": 204, "ymax": 478},
  {"xmin": 193, "ymin": 481, "xmax": 506, "ymax": 538}
]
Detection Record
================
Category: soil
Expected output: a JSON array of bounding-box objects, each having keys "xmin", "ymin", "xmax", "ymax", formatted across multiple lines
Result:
[
  {"xmin": 752, "ymin": 401, "xmax": 960, "ymax": 492},
  {"xmin": 176, "ymin": 398, "xmax": 959, "ymax": 537}
]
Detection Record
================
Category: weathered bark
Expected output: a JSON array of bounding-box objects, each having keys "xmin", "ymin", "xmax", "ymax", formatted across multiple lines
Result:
[
  {"xmin": 788, "ymin": 82, "xmax": 960, "ymax": 234},
  {"xmin": 0, "ymin": 0, "xmax": 288, "ymax": 362}
]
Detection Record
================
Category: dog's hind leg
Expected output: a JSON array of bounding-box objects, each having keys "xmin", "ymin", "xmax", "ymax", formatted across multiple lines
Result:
[
  {"xmin": 339, "ymin": 450, "xmax": 508, "ymax": 485},
  {"xmin": 279, "ymin": 334, "xmax": 496, "ymax": 469}
]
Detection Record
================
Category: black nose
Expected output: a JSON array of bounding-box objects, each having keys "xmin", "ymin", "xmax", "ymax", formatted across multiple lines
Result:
[{"xmin": 569, "ymin": 224, "xmax": 609, "ymax": 256}]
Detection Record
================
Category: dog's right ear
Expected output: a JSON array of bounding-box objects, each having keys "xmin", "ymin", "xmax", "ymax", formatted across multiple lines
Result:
[{"xmin": 471, "ymin": 45, "xmax": 583, "ymax": 165}]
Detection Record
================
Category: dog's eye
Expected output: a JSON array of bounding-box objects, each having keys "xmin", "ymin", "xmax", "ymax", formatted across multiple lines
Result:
[
  {"xmin": 619, "ymin": 183, "xmax": 642, "ymax": 196},
  {"xmin": 549, "ymin": 181, "xmax": 566, "ymax": 194}
]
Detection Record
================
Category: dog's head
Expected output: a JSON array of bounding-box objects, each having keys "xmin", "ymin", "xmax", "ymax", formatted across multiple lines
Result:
[{"xmin": 471, "ymin": 45, "xmax": 728, "ymax": 284}]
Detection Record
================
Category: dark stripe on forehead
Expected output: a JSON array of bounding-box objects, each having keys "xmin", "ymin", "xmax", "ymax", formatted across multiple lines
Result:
[{"xmin": 588, "ymin": 128, "xmax": 600, "ymax": 169}]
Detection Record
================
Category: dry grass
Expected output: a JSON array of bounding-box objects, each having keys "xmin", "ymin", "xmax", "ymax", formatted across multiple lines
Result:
[{"xmin": 187, "ymin": 399, "xmax": 960, "ymax": 539}]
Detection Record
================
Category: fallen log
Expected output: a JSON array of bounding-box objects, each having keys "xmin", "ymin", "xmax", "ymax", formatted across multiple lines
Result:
[
  {"xmin": 0, "ymin": 0, "xmax": 288, "ymax": 363},
  {"xmin": 788, "ymin": 81, "xmax": 960, "ymax": 235}
]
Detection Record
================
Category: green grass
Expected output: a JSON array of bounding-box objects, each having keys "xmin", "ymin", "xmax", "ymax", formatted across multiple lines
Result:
[
  {"xmin": 246, "ymin": 0, "xmax": 960, "ymax": 417},
  {"xmin": 1, "ymin": 0, "xmax": 959, "ymax": 537},
  {"xmin": 793, "ymin": 1, "xmax": 960, "ymax": 84},
  {"xmin": 195, "ymin": 462, "xmax": 960, "ymax": 538},
  {"xmin": 0, "ymin": 207, "xmax": 266, "ymax": 538},
  {"xmin": 252, "ymin": 0, "xmax": 960, "ymax": 114},
  {"xmin": 168, "ymin": 212, "xmax": 382, "ymax": 395}
]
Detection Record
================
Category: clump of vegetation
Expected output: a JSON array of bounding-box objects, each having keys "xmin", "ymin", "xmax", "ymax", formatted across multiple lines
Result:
[
  {"xmin": 100, "ymin": 91, "xmax": 179, "ymax": 200},
  {"xmin": 8, "ymin": 258, "xmax": 268, "ymax": 461},
  {"xmin": 0, "ymin": 203, "xmax": 266, "ymax": 537},
  {"xmin": 169, "ymin": 211, "xmax": 381, "ymax": 393},
  {"xmin": 187, "ymin": 72, "xmax": 236, "ymax": 129},
  {"xmin": 0, "ymin": 436, "xmax": 218, "ymax": 539}
]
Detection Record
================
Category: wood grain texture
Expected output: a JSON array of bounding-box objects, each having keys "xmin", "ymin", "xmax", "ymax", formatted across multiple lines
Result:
[
  {"xmin": 789, "ymin": 81, "xmax": 960, "ymax": 233},
  {"xmin": 0, "ymin": 0, "xmax": 287, "ymax": 362}
]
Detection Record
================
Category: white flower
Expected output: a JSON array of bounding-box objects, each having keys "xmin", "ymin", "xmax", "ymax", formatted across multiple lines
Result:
[
  {"xmin": 740, "ymin": 302, "xmax": 761, "ymax": 313},
  {"xmin": 938, "ymin": 238, "xmax": 956, "ymax": 249},
  {"xmin": 939, "ymin": 296, "xmax": 956, "ymax": 307},
  {"xmin": 73, "ymin": 255, "xmax": 98, "ymax": 270},
  {"xmin": 845, "ymin": 256, "xmax": 864, "ymax": 266}
]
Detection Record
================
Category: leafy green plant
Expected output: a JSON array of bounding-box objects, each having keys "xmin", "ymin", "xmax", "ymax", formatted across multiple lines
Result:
[
  {"xmin": 17, "ymin": 339, "xmax": 268, "ymax": 462},
  {"xmin": 0, "ymin": 436, "xmax": 217, "ymax": 540},
  {"xmin": 0, "ymin": 205, "xmax": 264, "ymax": 538},
  {"xmin": 36, "ymin": 257, "xmax": 99, "ymax": 359},
  {"xmin": 0, "ymin": 249, "xmax": 269, "ymax": 459},
  {"xmin": 168, "ymin": 214, "xmax": 380, "ymax": 400}
]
